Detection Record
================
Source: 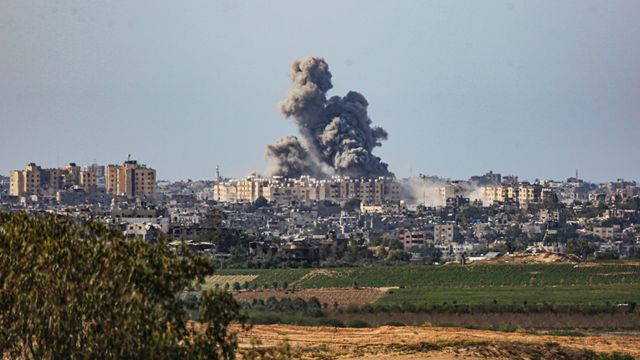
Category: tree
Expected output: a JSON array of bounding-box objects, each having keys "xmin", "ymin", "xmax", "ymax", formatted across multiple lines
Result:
[
  {"xmin": 0, "ymin": 212, "xmax": 245, "ymax": 359},
  {"xmin": 341, "ymin": 198, "xmax": 361, "ymax": 213},
  {"xmin": 567, "ymin": 237, "xmax": 596, "ymax": 259},
  {"xmin": 458, "ymin": 206, "xmax": 484, "ymax": 224}
]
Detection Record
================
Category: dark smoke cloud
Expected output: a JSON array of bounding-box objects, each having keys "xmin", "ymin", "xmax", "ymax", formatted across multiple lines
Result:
[
  {"xmin": 267, "ymin": 56, "xmax": 392, "ymax": 179},
  {"xmin": 265, "ymin": 135, "xmax": 322, "ymax": 178}
]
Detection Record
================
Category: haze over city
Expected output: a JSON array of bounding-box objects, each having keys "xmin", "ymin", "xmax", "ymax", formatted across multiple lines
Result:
[{"xmin": 1, "ymin": 0, "xmax": 639, "ymax": 182}]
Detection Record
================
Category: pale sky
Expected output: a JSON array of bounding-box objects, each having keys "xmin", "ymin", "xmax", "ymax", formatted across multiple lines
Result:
[{"xmin": 1, "ymin": 1, "xmax": 638, "ymax": 182}]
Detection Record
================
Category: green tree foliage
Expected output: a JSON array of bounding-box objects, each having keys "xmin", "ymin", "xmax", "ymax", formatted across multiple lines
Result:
[
  {"xmin": 0, "ymin": 212, "xmax": 245, "ymax": 359},
  {"xmin": 504, "ymin": 226, "xmax": 529, "ymax": 252},
  {"xmin": 341, "ymin": 198, "xmax": 361, "ymax": 213},
  {"xmin": 567, "ymin": 237, "xmax": 597, "ymax": 259},
  {"xmin": 458, "ymin": 206, "xmax": 484, "ymax": 224}
]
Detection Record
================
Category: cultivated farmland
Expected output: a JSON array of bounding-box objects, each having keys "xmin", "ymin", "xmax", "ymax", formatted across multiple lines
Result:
[{"xmin": 215, "ymin": 263, "xmax": 640, "ymax": 306}]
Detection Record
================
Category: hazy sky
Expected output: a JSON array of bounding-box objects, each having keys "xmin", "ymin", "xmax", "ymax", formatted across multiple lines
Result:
[{"xmin": 1, "ymin": 1, "xmax": 638, "ymax": 182}]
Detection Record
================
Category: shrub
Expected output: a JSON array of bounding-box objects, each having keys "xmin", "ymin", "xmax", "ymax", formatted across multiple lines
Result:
[
  {"xmin": 318, "ymin": 318, "xmax": 346, "ymax": 327},
  {"xmin": 384, "ymin": 321, "xmax": 406, "ymax": 327},
  {"xmin": 347, "ymin": 319, "xmax": 371, "ymax": 328}
]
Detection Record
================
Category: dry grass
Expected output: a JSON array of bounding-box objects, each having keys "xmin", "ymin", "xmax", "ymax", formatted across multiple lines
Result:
[{"xmin": 236, "ymin": 324, "xmax": 640, "ymax": 359}]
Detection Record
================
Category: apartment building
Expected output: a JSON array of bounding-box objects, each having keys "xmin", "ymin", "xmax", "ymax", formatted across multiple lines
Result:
[
  {"xmin": 439, "ymin": 183, "xmax": 467, "ymax": 205},
  {"xmin": 10, "ymin": 163, "xmax": 97, "ymax": 196},
  {"xmin": 483, "ymin": 182, "xmax": 542, "ymax": 205},
  {"xmin": 398, "ymin": 228, "xmax": 430, "ymax": 249},
  {"xmin": 235, "ymin": 176, "xmax": 267, "ymax": 202},
  {"xmin": 106, "ymin": 160, "xmax": 156, "ymax": 198},
  {"xmin": 593, "ymin": 225, "xmax": 621, "ymax": 241},
  {"xmin": 213, "ymin": 183, "xmax": 237, "ymax": 202},
  {"xmin": 434, "ymin": 222, "xmax": 457, "ymax": 244},
  {"xmin": 216, "ymin": 176, "xmax": 401, "ymax": 205}
]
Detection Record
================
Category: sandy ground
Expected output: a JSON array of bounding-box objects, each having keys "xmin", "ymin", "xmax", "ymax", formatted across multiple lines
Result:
[
  {"xmin": 473, "ymin": 253, "xmax": 581, "ymax": 264},
  {"xmin": 236, "ymin": 324, "xmax": 640, "ymax": 359}
]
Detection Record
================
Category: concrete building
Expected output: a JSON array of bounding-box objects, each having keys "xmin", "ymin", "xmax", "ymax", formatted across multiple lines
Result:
[
  {"xmin": 439, "ymin": 183, "xmax": 466, "ymax": 205},
  {"xmin": 593, "ymin": 225, "xmax": 621, "ymax": 240},
  {"xmin": 85, "ymin": 163, "xmax": 106, "ymax": 188},
  {"xmin": 483, "ymin": 182, "xmax": 541, "ymax": 206},
  {"xmin": 213, "ymin": 176, "xmax": 401, "ymax": 205},
  {"xmin": 398, "ymin": 228, "xmax": 430, "ymax": 249},
  {"xmin": 235, "ymin": 176, "xmax": 267, "ymax": 202},
  {"xmin": 106, "ymin": 160, "xmax": 156, "ymax": 198},
  {"xmin": 434, "ymin": 222, "xmax": 457, "ymax": 244},
  {"xmin": 213, "ymin": 183, "xmax": 237, "ymax": 202},
  {"xmin": 517, "ymin": 183, "xmax": 542, "ymax": 204},
  {"xmin": 10, "ymin": 162, "xmax": 97, "ymax": 196}
]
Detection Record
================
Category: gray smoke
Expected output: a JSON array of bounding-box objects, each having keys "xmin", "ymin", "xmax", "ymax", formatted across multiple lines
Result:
[
  {"xmin": 266, "ymin": 56, "xmax": 392, "ymax": 179},
  {"xmin": 265, "ymin": 135, "xmax": 322, "ymax": 178}
]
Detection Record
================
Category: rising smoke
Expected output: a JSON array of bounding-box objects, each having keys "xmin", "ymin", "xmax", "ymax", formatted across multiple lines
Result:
[
  {"xmin": 400, "ymin": 176, "xmax": 487, "ymax": 208},
  {"xmin": 266, "ymin": 57, "xmax": 392, "ymax": 179}
]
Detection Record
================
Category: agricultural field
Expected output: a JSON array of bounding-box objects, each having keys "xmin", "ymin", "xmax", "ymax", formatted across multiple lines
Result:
[
  {"xmin": 377, "ymin": 284, "xmax": 640, "ymax": 306},
  {"xmin": 202, "ymin": 275, "xmax": 258, "ymax": 289},
  {"xmin": 214, "ymin": 263, "xmax": 640, "ymax": 307},
  {"xmin": 235, "ymin": 287, "xmax": 390, "ymax": 308},
  {"xmin": 215, "ymin": 268, "xmax": 310, "ymax": 288}
]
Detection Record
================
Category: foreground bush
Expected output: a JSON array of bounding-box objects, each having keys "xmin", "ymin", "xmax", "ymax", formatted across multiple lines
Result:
[{"xmin": 0, "ymin": 212, "xmax": 244, "ymax": 359}]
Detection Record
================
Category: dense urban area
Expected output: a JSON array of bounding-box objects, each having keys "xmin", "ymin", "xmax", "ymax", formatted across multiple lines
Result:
[{"xmin": 3, "ymin": 159, "xmax": 639, "ymax": 267}]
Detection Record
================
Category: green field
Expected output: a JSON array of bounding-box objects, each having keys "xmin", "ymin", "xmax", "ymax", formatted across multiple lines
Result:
[
  {"xmin": 215, "ymin": 263, "xmax": 640, "ymax": 306},
  {"xmin": 377, "ymin": 284, "xmax": 639, "ymax": 306}
]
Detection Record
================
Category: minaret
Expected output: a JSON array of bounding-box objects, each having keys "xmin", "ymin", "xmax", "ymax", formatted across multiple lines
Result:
[{"xmin": 216, "ymin": 165, "xmax": 221, "ymax": 182}]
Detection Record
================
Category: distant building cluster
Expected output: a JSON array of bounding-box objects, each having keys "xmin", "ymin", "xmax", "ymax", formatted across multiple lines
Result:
[
  {"xmin": 8, "ymin": 159, "xmax": 156, "ymax": 203},
  {"xmin": 10, "ymin": 162, "xmax": 99, "ymax": 196},
  {"xmin": 213, "ymin": 176, "xmax": 401, "ymax": 205},
  {"xmin": 1, "ymin": 163, "xmax": 639, "ymax": 265}
]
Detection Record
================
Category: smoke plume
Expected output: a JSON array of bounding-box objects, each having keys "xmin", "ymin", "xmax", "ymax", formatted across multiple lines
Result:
[
  {"xmin": 266, "ymin": 56, "xmax": 392, "ymax": 178},
  {"xmin": 400, "ymin": 176, "xmax": 488, "ymax": 208},
  {"xmin": 265, "ymin": 136, "xmax": 321, "ymax": 178}
]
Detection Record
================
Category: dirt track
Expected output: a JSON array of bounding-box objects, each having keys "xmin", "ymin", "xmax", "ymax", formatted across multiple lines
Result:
[{"xmin": 237, "ymin": 324, "xmax": 640, "ymax": 359}]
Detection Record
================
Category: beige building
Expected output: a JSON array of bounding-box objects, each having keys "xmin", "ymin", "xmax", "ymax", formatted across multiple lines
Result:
[
  {"xmin": 10, "ymin": 163, "xmax": 96, "ymax": 196},
  {"xmin": 439, "ymin": 183, "xmax": 466, "ymax": 205},
  {"xmin": 80, "ymin": 170, "xmax": 98, "ymax": 193},
  {"xmin": 213, "ymin": 176, "xmax": 401, "ymax": 205},
  {"xmin": 213, "ymin": 183, "xmax": 237, "ymax": 202},
  {"xmin": 398, "ymin": 228, "xmax": 430, "ymax": 249},
  {"xmin": 518, "ymin": 183, "xmax": 542, "ymax": 204},
  {"xmin": 483, "ymin": 183, "xmax": 542, "ymax": 205},
  {"xmin": 434, "ymin": 223, "xmax": 457, "ymax": 244},
  {"xmin": 235, "ymin": 176, "xmax": 267, "ymax": 202},
  {"xmin": 593, "ymin": 226, "xmax": 621, "ymax": 240},
  {"xmin": 106, "ymin": 160, "xmax": 156, "ymax": 198}
]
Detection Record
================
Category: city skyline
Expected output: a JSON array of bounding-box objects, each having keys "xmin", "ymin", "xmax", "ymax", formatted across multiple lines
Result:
[{"xmin": 1, "ymin": 1, "xmax": 639, "ymax": 182}]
